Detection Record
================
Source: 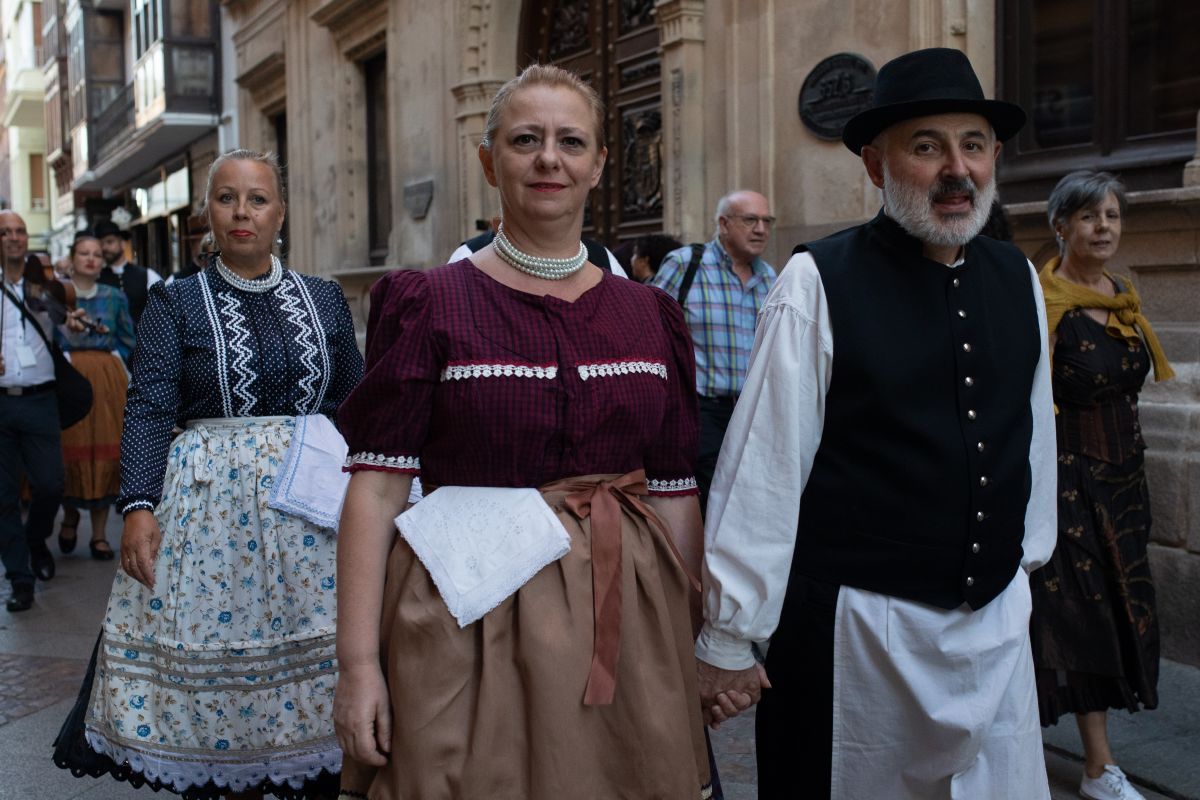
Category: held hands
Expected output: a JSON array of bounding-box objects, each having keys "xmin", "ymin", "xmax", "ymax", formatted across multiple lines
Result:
[
  {"xmin": 120, "ymin": 510, "xmax": 162, "ymax": 589},
  {"xmin": 697, "ymin": 658, "xmax": 771, "ymax": 730},
  {"xmin": 334, "ymin": 662, "xmax": 392, "ymax": 767}
]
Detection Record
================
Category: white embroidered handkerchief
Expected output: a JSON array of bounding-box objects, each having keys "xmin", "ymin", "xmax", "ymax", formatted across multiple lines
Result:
[
  {"xmin": 268, "ymin": 414, "xmax": 350, "ymax": 530},
  {"xmin": 394, "ymin": 486, "xmax": 572, "ymax": 627}
]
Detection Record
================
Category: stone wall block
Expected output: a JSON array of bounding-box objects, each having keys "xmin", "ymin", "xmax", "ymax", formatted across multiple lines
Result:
[
  {"xmin": 1149, "ymin": 544, "xmax": 1200, "ymax": 667},
  {"xmin": 1144, "ymin": 453, "xmax": 1189, "ymax": 547}
]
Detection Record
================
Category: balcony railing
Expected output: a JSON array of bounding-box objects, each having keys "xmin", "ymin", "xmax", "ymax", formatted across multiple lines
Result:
[{"xmin": 90, "ymin": 81, "xmax": 134, "ymax": 164}]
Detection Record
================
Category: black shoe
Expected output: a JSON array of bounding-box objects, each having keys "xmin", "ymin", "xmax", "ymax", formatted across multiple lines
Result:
[
  {"xmin": 30, "ymin": 542, "xmax": 56, "ymax": 581},
  {"xmin": 89, "ymin": 539, "xmax": 115, "ymax": 561},
  {"xmin": 6, "ymin": 584, "xmax": 34, "ymax": 612}
]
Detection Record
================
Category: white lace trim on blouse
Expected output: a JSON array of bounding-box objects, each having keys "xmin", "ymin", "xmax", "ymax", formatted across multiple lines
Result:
[
  {"xmin": 440, "ymin": 363, "xmax": 558, "ymax": 381},
  {"xmin": 576, "ymin": 360, "xmax": 668, "ymax": 381},
  {"xmin": 345, "ymin": 452, "xmax": 421, "ymax": 471},
  {"xmin": 647, "ymin": 476, "xmax": 699, "ymax": 494}
]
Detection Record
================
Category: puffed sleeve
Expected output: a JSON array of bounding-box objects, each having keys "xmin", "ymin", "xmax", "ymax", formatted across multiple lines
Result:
[
  {"xmin": 117, "ymin": 282, "xmax": 183, "ymax": 514},
  {"xmin": 643, "ymin": 287, "xmax": 700, "ymax": 495},
  {"xmin": 321, "ymin": 280, "xmax": 365, "ymax": 417},
  {"xmin": 338, "ymin": 269, "xmax": 440, "ymax": 473}
]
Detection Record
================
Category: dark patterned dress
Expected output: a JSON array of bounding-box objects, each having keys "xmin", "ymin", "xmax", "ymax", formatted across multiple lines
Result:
[{"xmin": 1030, "ymin": 303, "xmax": 1159, "ymax": 726}]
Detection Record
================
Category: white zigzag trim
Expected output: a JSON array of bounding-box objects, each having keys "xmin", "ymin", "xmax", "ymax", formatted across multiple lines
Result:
[
  {"xmin": 198, "ymin": 273, "xmax": 233, "ymax": 417},
  {"xmin": 217, "ymin": 292, "xmax": 256, "ymax": 415},
  {"xmin": 576, "ymin": 360, "xmax": 668, "ymax": 381},
  {"xmin": 345, "ymin": 452, "xmax": 421, "ymax": 471},
  {"xmin": 647, "ymin": 476, "xmax": 698, "ymax": 494},
  {"xmin": 291, "ymin": 275, "xmax": 332, "ymax": 411},
  {"xmin": 275, "ymin": 278, "xmax": 319, "ymax": 413},
  {"xmin": 440, "ymin": 363, "xmax": 558, "ymax": 381}
]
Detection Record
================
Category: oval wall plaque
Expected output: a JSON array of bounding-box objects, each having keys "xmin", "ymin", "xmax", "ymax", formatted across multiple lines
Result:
[{"xmin": 798, "ymin": 53, "xmax": 876, "ymax": 141}]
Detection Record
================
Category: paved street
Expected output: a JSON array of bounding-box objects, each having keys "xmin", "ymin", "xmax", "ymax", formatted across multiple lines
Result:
[{"xmin": 1, "ymin": 511, "xmax": 1196, "ymax": 799}]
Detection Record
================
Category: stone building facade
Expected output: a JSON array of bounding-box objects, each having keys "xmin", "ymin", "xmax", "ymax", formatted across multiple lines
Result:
[{"xmin": 221, "ymin": 0, "xmax": 1200, "ymax": 665}]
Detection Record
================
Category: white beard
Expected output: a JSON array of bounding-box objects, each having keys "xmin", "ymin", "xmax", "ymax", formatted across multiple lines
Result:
[{"xmin": 882, "ymin": 163, "xmax": 996, "ymax": 250}]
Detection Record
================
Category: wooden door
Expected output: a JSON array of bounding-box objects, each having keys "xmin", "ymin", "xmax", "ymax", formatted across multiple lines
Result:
[{"xmin": 519, "ymin": 0, "xmax": 663, "ymax": 245}]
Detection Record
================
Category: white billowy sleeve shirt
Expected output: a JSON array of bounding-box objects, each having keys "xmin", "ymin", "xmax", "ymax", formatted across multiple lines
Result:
[{"xmin": 695, "ymin": 250, "xmax": 1057, "ymax": 671}]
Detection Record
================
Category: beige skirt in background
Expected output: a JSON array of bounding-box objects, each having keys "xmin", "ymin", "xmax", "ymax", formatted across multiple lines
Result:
[{"xmin": 358, "ymin": 473, "xmax": 712, "ymax": 800}]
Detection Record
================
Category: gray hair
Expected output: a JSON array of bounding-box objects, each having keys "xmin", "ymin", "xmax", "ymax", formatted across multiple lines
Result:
[
  {"xmin": 1046, "ymin": 170, "xmax": 1127, "ymax": 233},
  {"xmin": 713, "ymin": 190, "xmax": 761, "ymax": 238}
]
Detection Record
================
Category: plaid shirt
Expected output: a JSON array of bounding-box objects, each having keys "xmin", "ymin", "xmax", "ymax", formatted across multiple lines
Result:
[{"xmin": 651, "ymin": 239, "xmax": 775, "ymax": 397}]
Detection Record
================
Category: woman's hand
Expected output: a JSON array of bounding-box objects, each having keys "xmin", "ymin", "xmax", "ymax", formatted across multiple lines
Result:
[
  {"xmin": 334, "ymin": 662, "xmax": 392, "ymax": 767},
  {"xmin": 121, "ymin": 510, "xmax": 162, "ymax": 589}
]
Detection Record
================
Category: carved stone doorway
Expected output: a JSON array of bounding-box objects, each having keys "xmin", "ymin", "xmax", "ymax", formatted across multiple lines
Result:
[{"xmin": 519, "ymin": 0, "xmax": 663, "ymax": 245}]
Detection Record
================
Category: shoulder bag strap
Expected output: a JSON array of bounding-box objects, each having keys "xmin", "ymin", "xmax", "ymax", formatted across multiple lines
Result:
[
  {"xmin": 1, "ymin": 283, "xmax": 53, "ymax": 351},
  {"xmin": 676, "ymin": 243, "xmax": 705, "ymax": 306}
]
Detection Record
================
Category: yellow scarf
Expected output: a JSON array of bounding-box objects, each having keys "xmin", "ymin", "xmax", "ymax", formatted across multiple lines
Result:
[{"xmin": 1039, "ymin": 256, "xmax": 1175, "ymax": 382}]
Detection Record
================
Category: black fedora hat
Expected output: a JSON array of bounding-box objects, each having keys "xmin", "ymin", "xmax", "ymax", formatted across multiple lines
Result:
[
  {"xmin": 93, "ymin": 219, "xmax": 130, "ymax": 240},
  {"xmin": 841, "ymin": 47, "xmax": 1026, "ymax": 155}
]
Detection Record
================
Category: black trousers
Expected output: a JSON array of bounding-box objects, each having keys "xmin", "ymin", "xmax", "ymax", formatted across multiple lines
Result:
[
  {"xmin": 756, "ymin": 574, "xmax": 840, "ymax": 800},
  {"xmin": 0, "ymin": 391, "xmax": 63, "ymax": 587},
  {"xmin": 697, "ymin": 394, "xmax": 737, "ymax": 512}
]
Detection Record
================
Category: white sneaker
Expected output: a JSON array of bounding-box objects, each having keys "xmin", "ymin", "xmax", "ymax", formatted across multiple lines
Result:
[{"xmin": 1079, "ymin": 765, "xmax": 1147, "ymax": 800}]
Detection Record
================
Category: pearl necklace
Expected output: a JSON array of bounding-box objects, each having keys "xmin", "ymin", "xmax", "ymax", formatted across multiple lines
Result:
[
  {"xmin": 215, "ymin": 254, "xmax": 283, "ymax": 292},
  {"xmin": 494, "ymin": 223, "xmax": 586, "ymax": 280}
]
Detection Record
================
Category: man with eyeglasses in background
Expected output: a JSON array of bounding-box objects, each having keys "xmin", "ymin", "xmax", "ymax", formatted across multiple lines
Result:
[{"xmin": 652, "ymin": 190, "xmax": 777, "ymax": 509}]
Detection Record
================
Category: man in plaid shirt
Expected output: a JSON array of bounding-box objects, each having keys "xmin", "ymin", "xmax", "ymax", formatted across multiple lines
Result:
[{"xmin": 652, "ymin": 190, "xmax": 777, "ymax": 509}]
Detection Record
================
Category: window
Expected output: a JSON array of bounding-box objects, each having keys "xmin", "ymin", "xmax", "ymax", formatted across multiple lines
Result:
[
  {"xmin": 999, "ymin": 0, "xmax": 1200, "ymax": 199},
  {"xmin": 29, "ymin": 154, "xmax": 46, "ymax": 210},
  {"xmin": 363, "ymin": 53, "xmax": 391, "ymax": 265}
]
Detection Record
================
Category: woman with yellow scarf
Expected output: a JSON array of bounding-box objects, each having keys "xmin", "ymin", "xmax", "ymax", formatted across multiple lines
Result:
[{"xmin": 1031, "ymin": 171, "xmax": 1174, "ymax": 800}]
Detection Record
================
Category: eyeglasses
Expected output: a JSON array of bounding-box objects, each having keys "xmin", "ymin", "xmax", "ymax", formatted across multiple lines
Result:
[{"xmin": 728, "ymin": 214, "xmax": 776, "ymax": 230}]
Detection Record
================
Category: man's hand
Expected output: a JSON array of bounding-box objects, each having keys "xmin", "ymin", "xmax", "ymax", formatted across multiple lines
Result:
[
  {"xmin": 697, "ymin": 658, "xmax": 771, "ymax": 729},
  {"xmin": 64, "ymin": 308, "xmax": 88, "ymax": 333}
]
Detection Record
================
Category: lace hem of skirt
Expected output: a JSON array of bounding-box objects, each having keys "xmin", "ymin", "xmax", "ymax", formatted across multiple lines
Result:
[{"xmin": 84, "ymin": 729, "xmax": 342, "ymax": 794}]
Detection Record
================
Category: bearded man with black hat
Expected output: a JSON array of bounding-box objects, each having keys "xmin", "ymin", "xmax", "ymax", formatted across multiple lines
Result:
[
  {"xmin": 94, "ymin": 219, "xmax": 162, "ymax": 325},
  {"xmin": 694, "ymin": 48, "xmax": 1057, "ymax": 799}
]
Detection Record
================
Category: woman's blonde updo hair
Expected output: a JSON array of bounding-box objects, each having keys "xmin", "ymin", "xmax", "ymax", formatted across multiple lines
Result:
[{"xmin": 480, "ymin": 64, "xmax": 606, "ymax": 153}]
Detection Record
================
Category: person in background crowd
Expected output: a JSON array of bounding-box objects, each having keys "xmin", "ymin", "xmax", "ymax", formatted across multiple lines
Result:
[
  {"xmin": 1031, "ymin": 170, "xmax": 1173, "ymax": 800},
  {"xmin": 696, "ymin": 48, "xmax": 1057, "ymax": 798},
  {"xmin": 1, "ymin": 210, "xmax": 69, "ymax": 610},
  {"xmin": 54, "ymin": 231, "xmax": 134, "ymax": 561},
  {"xmin": 334, "ymin": 63, "xmax": 712, "ymax": 799},
  {"xmin": 54, "ymin": 149, "xmax": 362, "ymax": 798},
  {"xmin": 651, "ymin": 190, "xmax": 776, "ymax": 509},
  {"xmin": 610, "ymin": 238, "xmax": 635, "ymax": 276},
  {"xmin": 631, "ymin": 233, "xmax": 683, "ymax": 283},
  {"xmin": 95, "ymin": 219, "xmax": 161, "ymax": 325}
]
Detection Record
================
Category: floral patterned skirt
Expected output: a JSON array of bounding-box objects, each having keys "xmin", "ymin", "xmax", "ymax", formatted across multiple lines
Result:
[{"xmin": 82, "ymin": 416, "xmax": 342, "ymax": 794}]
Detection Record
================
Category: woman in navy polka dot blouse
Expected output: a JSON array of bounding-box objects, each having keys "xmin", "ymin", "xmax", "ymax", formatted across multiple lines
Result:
[{"xmin": 54, "ymin": 149, "xmax": 363, "ymax": 799}]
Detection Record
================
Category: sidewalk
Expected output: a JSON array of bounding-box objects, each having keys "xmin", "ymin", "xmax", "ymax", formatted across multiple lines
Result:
[{"xmin": 2, "ymin": 510, "xmax": 1197, "ymax": 799}]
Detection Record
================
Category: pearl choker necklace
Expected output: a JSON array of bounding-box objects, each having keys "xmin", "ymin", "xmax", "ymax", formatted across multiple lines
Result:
[
  {"xmin": 215, "ymin": 254, "xmax": 283, "ymax": 292},
  {"xmin": 494, "ymin": 223, "xmax": 587, "ymax": 280}
]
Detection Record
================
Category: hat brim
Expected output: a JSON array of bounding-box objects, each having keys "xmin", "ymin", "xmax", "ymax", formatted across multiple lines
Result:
[{"xmin": 842, "ymin": 98, "xmax": 1026, "ymax": 155}]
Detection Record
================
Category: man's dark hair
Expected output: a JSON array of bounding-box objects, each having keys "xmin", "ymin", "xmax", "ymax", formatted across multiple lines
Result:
[{"xmin": 633, "ymin": 234, "xmax": 684, "ymax": 278}]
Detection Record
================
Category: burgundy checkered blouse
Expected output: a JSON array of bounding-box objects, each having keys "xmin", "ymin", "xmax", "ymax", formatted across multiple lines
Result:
[{"xmin": 340, "ymin": 261, "xmax": 700, "ymax": 496}]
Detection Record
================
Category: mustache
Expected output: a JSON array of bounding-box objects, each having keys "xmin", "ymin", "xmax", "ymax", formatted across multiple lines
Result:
[{"xmin": 929, "ymin": 177, "xmax": 977, "ymax": 204}]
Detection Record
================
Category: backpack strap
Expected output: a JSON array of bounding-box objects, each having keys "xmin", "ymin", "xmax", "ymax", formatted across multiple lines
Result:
[{"xmin": 676, "ymin": 243, "xmax": 705, "ymax": 306}]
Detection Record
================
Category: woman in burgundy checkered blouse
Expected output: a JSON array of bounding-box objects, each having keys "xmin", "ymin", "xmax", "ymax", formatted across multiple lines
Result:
[{"xmin": 333, "ymin": 65, "xmax": 713, "ymax": 799}]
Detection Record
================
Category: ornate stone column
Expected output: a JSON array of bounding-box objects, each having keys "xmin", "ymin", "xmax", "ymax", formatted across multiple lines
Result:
[
  {"xmin": 452, "ymin": 79, "xmax": 505, "ymax": 241},
  {"xmin": 656, "ymin": 0, "xmax": 706, "ymax": 244}
]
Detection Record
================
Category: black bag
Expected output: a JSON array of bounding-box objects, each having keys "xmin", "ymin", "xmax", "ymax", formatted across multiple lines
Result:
[
  {"xmin": 676, "ymin": 243, "xmax": 706, "ymax": 305},
  {"xmin": 1, "ymin": 284, "xmax": 93, "ymax": 428}
]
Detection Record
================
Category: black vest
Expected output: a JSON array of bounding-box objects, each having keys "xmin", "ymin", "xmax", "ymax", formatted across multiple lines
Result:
[
  {"xmin": 794, "ymin": 212, "xmax": 1040, "ymax": 610},
  {"xmin": 99, "ymin": 262, "xmax": 150, "ymax": 324}
]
